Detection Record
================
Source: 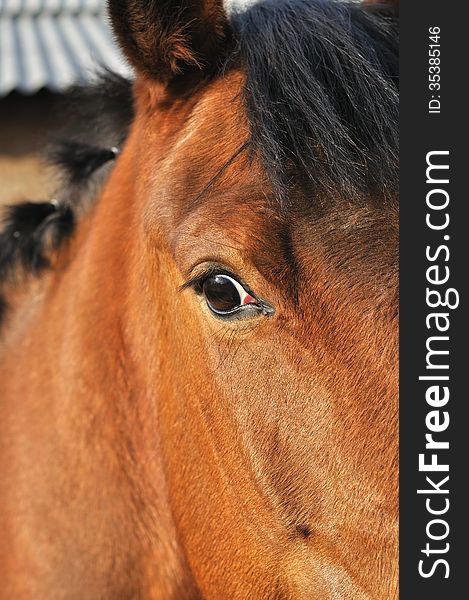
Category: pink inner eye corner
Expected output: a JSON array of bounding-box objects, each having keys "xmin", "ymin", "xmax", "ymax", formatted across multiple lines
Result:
[{"xmin": 241, "ymin": 293, "xmax": 257, "ymax": 305}]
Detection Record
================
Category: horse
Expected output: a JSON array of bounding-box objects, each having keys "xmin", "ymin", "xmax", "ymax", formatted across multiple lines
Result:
[{"xmin": 0, "ymin": 0, "xmax": 399, "ymax": 597}]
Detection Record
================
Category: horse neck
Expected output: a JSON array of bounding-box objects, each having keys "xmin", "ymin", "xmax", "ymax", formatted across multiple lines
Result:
[{"xmin": 0, "ymin": 132, "xmax": 198, "ymax": 598}]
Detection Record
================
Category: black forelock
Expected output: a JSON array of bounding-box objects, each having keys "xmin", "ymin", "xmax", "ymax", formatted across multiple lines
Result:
[{"xmin": 231, "ymin": 0, "xmax": 399, "ymax": 201}]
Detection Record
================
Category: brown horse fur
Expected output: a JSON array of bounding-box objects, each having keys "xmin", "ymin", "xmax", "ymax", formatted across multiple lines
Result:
[{"xmin": 0, "ymin": 0, "xmax": 399, "ymax": 598}]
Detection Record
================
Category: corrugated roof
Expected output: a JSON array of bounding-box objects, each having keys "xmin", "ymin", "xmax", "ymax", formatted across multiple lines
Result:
[{"xmin": 0, "ymin": 0, "xmax": 132, "ymax": 96}]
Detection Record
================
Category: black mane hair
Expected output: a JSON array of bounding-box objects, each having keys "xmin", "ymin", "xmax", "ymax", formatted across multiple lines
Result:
[
  {"xmin": 46, "ymin": 71, "xmax": 134, "ymax": 199},
  {"xmin": 232, "ymin": 0, "xmax": 399, "ymax": 200},
  {"xmin": 0, "ymin": 73, "xmax": 133, "ymax": 286},
  {"xmin": 0, "ymin": 0, "xmax": 398, "ymax": 320},
  {"xmin": 0, "ymin": 201, "xmax": 74, "ymax": 280},
  {"xmin": 0, "ymin": 73, "xmax": 133, "ymax": 321}
]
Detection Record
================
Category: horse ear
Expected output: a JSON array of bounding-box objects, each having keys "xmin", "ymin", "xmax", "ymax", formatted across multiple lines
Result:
[{"xmin": 108, "ymin": 0, "xmax": 230, "ymax": 83}]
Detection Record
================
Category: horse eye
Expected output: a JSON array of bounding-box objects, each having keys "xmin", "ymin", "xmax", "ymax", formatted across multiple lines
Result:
[{"xmin": 202, "ymin": 274, "xmax": 258, "ymax": 316}]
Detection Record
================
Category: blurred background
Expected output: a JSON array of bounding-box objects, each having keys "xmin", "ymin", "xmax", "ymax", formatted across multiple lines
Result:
[{"xmin": 0, "ymin": 0, "xmax": 131, "ymax": 204}]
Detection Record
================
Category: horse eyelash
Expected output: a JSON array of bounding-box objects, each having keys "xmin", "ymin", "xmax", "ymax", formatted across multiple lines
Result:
[
  {"xmin": 180, "ymin": 266, "xmax": 233, "ymax": 294},
  {"xmin": 180, "ymin": 267, "xmax": 260, "ymax": 302}
]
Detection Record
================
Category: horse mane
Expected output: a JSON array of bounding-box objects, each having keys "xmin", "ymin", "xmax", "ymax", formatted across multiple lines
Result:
[
  {"xmin": 0, "ymin": 0, "xmax": 398, "ymax": 322},
  {"xmin": 232, "ymin": 0, "xmax": 399, "ymax": 199},
  {"xmin": 0, "ymin": 73, "xmax": 133, "ymax": 284}
]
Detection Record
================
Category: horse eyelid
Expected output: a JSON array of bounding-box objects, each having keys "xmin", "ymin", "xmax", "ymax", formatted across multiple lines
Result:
[
  {"xmin": 179, "ymin": 270, "xmax": 215, "ymax": 293},
  {"xmin": 179, "ymin": 267, "xmax": 243, "ymax": 294}
]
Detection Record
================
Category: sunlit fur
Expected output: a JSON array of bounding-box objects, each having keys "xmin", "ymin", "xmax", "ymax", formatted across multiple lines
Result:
[{"xmin": 0, "ymin": 1, "xmax": 398, "ymax": 598}]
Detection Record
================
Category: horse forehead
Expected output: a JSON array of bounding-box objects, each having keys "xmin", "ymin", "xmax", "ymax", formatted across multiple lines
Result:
[
  {"xmin": 169, "ymin": 188, "xmax": 395, "ymax": 287},
  {"xmin": 157, "ymin": 69, "xmax": 247, "ymax": 144},
  {"xmin": 171, "ymin": 194, "xmax": 290, "ymax": 277},
  {"xmin": 292, "ymin": 204, "xmax": 399, "ymax": 288},
  {"xmin": 146, "ymin": 70, "xmax": 251, "ymax": 197}
]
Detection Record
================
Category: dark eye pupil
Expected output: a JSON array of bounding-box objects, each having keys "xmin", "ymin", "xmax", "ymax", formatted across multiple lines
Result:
[{"xmin": 202, "ymin": 275, "xmax": 241, "ymax": 313}]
